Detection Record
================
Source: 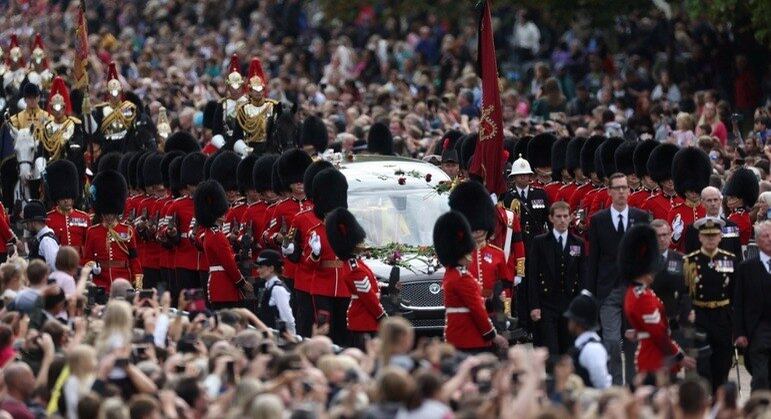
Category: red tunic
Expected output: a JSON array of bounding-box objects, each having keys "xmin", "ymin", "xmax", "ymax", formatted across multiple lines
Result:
[
  {"xmin": 291, "ymin": 209, "xmax": 321, "ymax": 293},
  {"xmin": 122, "ymin": 194, "xmax": 141, "ymax": 222},
  {"xmin": 343, "ymin": 258, "xmax": 386, "ymax": 332},
  {"xmin": 544, "ymin": 181, "xmax": 564, "ymax": 205},
  {"xmin": 83, "ymin": 223, "xmax": 142, "ymax": 291},
  {"xmin": 642, "ymin": 192, "xmax": 684, "ymax": 221},
  {"xmin": 46, "ymin": 209, "xmax": 90, "ymax": 256},
  {"xmin": 568, "ymin": 182, "xmax": 594, "ymax": 212},
  {"xmin": 0, "ymin": 202, "xmax": 14, "ymax": 253},
  {"xmin": 264, "ymin": 197, "xmax": 312, "ymax": 279},
  {"xmin": 588, "ymin": 187, "xmax": 610, "ymax": 217},
  {"xmin": 202, "ymin": 228, "xmax": 243, "ymax": 303},
  {"xmin": 156, "ymin": 196, "xmax": 175, "ymax": 270},
  {"xmin": 490, "ymin": 206, "xmax": 526, "ymax": 280},
  {"xmin": 223, "ymin": 199, "xmax": 247, "ymax": 235},
  {"xmin": 624, "ymin": 283, "xmax": 682, "ymax": 373},
  {"xmin": 239, "ymin": 201, "xmax": 269, "ymax": 275},
  {"xmin": 556, "ymin": 181, "xmax": 579, "ymax": 205},
  {"xmin": 468, "ymin": 243, "xmax": 511, "ymax": 297},
  {"xmin": 304, "ymin": 221, "xmax": 350, "ymax": 298},
  {"xmin": 628, "ymin": 187, "xmax": 656, "ymax": 210},
  {"xmin": 139, "ymin": 196, "xmax": 166, "ymax": 270},
  {"xmin": 161, "ymin": 196, "xmax": 208, "ymax": 271},
  {"xmin": 666, "ymin": 202, "xmax": 706, "ymax": 251},
  {"xmin": 443, "ymin": 266, "xmax": 496, "ymax": 349},
  {"xmin": 727, "ymin": 209, "xmax": 752, "ymax": 245}
]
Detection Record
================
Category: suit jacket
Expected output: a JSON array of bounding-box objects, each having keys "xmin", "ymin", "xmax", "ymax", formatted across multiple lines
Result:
[
  {"xmin": 733, "ymin": 257, "xmax": 771, "ymax": 341},
  {"xmin": 527, "ymin": 231, "xmax": 586, "ymax": 312},
  {"xmin": 586, "ymin": 207, "xmax": 650, "ymax": 300},
  {"xmin": 502, "ymin": 186, "xmax": 550, "ymax": 246},
  {"xmin": 650, "ymin": 249, "xmax": 691, "ymax": 327},
  {"xmin": 683, "ymin": 218, "xmax": 743, "ymax": 262}
]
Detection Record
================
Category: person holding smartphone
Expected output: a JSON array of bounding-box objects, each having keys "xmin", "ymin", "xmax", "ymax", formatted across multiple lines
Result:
[{"xmin": 255, "ymin": 249, "xmax": 295, "ymax": 335}]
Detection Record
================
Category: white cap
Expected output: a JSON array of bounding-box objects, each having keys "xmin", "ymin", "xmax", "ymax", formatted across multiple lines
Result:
[{"xmin": 508, "ymin": 154, "xmax": 533, "ymax": 177}]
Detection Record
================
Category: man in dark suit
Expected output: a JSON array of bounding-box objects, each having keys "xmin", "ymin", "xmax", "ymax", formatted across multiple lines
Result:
[
  {"xmin": 734, "ymin": 221, "xmax": 771, "ymax": 391},
  {"xmin": 586, "ymin": 172, "xmax": 650, "ymax": 385},
  {"xmin": 684, "ymin": 186, "xmax": 743, "ymax": 261},
  {"xmin": 528, "ymin": 201, "xmax": 586, "ymax": 355},
  {"xmin": 650, "ymin": 219, "xmax": 691, "ymax": 345}
]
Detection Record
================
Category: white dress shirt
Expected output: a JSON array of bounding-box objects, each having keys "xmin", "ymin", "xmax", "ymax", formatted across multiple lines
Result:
[
  {"xmin": 575, "ymin": 330, "xmax": 612, "ymax": 389},
  {"xmin": 517, "ymin": 186, "xmax": 529, "ymax": 200},
  {"xmin": 266, "ymin": 275, "xmax": 296, "ymax": 335},
  {"xmin": 610, "ymin": 206, "xmax": 630, "ymax": 232},
  {"xmin": 553, "ymin": 228, "xmax": 567, "ymax": 250},
  {"xmin": 760, "ymin": 251, "xmax": 771, "ymax": 274},
  {"xmin": 36, "ymin": 226, "xmax": 60, "ymax": 271}
]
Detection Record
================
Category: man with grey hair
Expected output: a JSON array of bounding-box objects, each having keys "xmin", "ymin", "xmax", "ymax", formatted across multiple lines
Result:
[{"xmin": 684, "ymin": 186, "xmax": 742, "ymax": 259}]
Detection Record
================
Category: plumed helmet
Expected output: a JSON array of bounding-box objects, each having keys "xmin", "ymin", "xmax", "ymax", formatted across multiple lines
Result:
[
  {"xmin": 164, "ymin": 131, "xmax": 200, "ymax": 154},
  {"xmin": 448, "ymin": 181, "xmax": 495, "ymax": 234},
  {"xmin": 143, "ymin": 153, "xmax": 164, "ymax": 187},
  {"xmin": 551, "ymin": 137, "xmax": 569, "ymax": 179},
  {"xmin": 181, "ymin": 152, "xmax": 206, "ymax": 187},
  {"xmin": 672, "ymin": 147, "xmax": 712, "ymax": 198},
  {"xmin": 618, "ymin": 224, "xmax": 663, "ymax": 280},
  {"xmin": 193, "ymin": 180, "xmax": 229, "ymax": 228},
  {"xmin": 161, "ymin": 151, "xmax": 185, "ymax": 188},
  {"xmin": 633, "ymin": 140, "xmax": 659, "ymax": 179},
  {"xmin": 277, "ymin": 149, "xmax": 312, "ymax": 187},
  {"xmin": 237, "ymin": 154, "xmax": 258, "ymax": 194},
  {"xmin": 527, "ymin": 132, "xmax": 556, "ymax": 169},
  {"xmin": 210, "ymin": 150, "xmax": 241, "ymax": 192},
  {"xmin": 614, "ymin": 140, "xmax": 637, "ymax": 176},
  {"xmin": 93, "ymin": 170, "xmax": 127, "ymax": 216},
  {"xmin": 598, "ymin": 137, "xmax": 624, "ymax": 178},
  {"xmin": 367, "ymin": 122, "xmax": 394, "ymax": 155},
  {"xmin": 433, "ymin": 211, "xmax": 475, "ymax": 267},
  {"xmin": 565, "ymin": 137, "xmax": 584, "ymax": 177},
  {"xmin": 312, "ymin": 168, "xmax": 348, "ymax": 220},
  {"xmin": 97, "ymin": 152, "xmax": 122, "ymax": 174},
  {"xmin": 300, "ymin": 116, "xmax": 329, "ymax": 153},
  {"xmin": 303, "ymin": 159, "xmax": 334, "ymax": 201},
  {"xmin": 45, "ymin": 159, "xmax": 79, "ymax": 202},
  {"xmin": 647, "ymin": 143, "xmax": 679, "ymax": 183},
  {"xmin": 252, "ymin": 154, "xmax": 279, "ymax": 193},
  {"xmin": 580, "ymin": 135, "xmax": 604, "ymax": 176},
  {"xmin": 724, "ymin": 168, "xmax": 760, "ymax": 207},
  {"xmin": 325, "ymin": 208, "xmax": 367, "ymax": 260}
]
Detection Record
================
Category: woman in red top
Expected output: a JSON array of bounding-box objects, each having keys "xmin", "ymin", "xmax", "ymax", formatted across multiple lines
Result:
[{"xmin": 194, "ymin": 180, "xmax": 253, "ymax": 309}]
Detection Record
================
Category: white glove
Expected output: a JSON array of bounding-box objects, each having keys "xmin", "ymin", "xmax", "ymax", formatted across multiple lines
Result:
[
  {"xmin": 91, "ymin": 263, "xmax": 102, "ymax": 276},
  {"xmin": 281, "ymin": 242, "xmax": 295, "ymax": 256},
  {"xmin": 309, "ymin": 232, "xmax": 321, "ymax": 256},
  {"xmin": 672, "ymin": 214, "xmax": 684, "ymax": 241},
  {"xmin": 233, "ymin": 139, "xmax": 253, "ymax": 157},
  {"xmin": 514, "ymin": 276, "xmax": 523, "ymax": 286},
  {"xmin": 211, "ymin": 134, "xmax": 226, "ymax": 149},
  {"xmin": 33, "ymin": 157, "xmax": 46, "ymax": 180}
]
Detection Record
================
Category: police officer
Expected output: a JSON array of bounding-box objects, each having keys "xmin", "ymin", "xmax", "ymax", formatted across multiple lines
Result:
[
  {"xmin": 22, "ymin": 200, "xmax": 59, "ymax": 270},
  {"xmin": 255, "ymin": 249, "xmax": 295, "ymax": 335},
  {"xmin": 503, "ymin": 155, "xmax": 549, "ymax": 247},
  {"xmin": 684, "ymin": 217, "xmax": 738, "ymax": 390},
  {"xmin": 564, "ymin": 291, "xmax": 611, "ymax": 389}
]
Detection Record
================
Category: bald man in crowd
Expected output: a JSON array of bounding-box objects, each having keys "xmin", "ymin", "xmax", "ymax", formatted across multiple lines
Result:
[
  {"xmin": 0, "ymin": 362, "xmax": 36, "ymax": 419},
  {"xmin": 684, "ymin": 186, "xmax": 743, "ymax": 260}
]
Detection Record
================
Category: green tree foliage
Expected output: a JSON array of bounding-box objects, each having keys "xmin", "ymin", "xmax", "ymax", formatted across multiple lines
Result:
[{"xmin": 685, "ymin": 0, "xmax": 771, "ymax": 46}]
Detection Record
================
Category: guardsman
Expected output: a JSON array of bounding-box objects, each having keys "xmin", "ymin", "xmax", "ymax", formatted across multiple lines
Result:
[
  {"xmin": 27, "ymin": 34, "xmax": 53, "ymax": 90},
  {"xmin": 628, "ymin": 140, "xmax": 659, "ymax": 209},
  {"xmin": 156, "ymin": 151, "xmax": 185, "ymax": 293},
  {"xmin": 724, "ymin": 168, "xmax": 758, "ymax": 246},
  {"xmin": 136, "ymin": 153, "xmax": 166, "ymax": 290},
  {"xmin": 503, "ymin": 155, "xmax": 549, "ymax": 246},
  {"xmin": 614, "ymin": 140, "xmax": 640, "ymax": 194},
  {"xmin": 642, "ymin": 144, "xmax": 683, "ymax": 220},
  {"xmin": 0, "ymin": 200, "xmax": 18, "ymax": 263},
  {"xmin": 90, "ymin": 62, "xmax": 143, "ymax": 153},
  {"xmin": 326, "ymin": 208, "xmax": 387, "ymax": 350},
  {"xmin": 194, "ymin": 180, "xmax": 253, "ymax": 310},
  {"xmin": 683, "ymin": 217, "xmax": 738, "ymax": 390},
  {"xmin": 299, "ymin": 115, "xmax": 330, "ymax": 157},
  {"xmin": 622, "ymin": 224, "xmax": 695, "ymax": 377},
  {"xmin": 546, "ymin": 137, "xmax": 571, "ymax": 204},
  {"xmin": 435, "ymin": 211, "xmax": 504, "ymax": 352},
  {"xmin": 587, "ymin": 137, "xmax": 623, "ymax": 217},
  {"xmin": 233, "ymin": 57, "xmax": 280, "ymax": 156},
  {"xmin": 34, "ymin": 77, "xmax": 85, "ymax": 180},
  {"xmin": 556, "ymin": 137, "xmax": 585, "ymax": 205},
  {"xmin": 241, "ymin": 154, "xmax": 280, "ymax": 256},
  {"xmin": 44, "ymin": 160, "xmax": 90, "ymax": 257},
  {"xmin": 210, "ymin": 151, "xmax": 246, "ymax": 242},
  {"xmin": 667, "ymin": 147, "xmax": 710, "ymax": 251},
  {"xmin": 526, "ymin": 133, "xmax": 556, "ymax": 191},
  {"xmin": 259, "ymin": 159, "xmax": 290, "ymax": 249},
  {"xmin": 206, "ymin": 54, "xmax": 247, "ymax": 153},
  {"xmin": 83, "ymin": 170, "xmax": 142, "ymax": 291},
  {"xmin": 569, "ymin": 135, "xmax": 603, "ymax": 231},
  {"xmin": 234, "ymin": 154, "xmax": 259, "ymax": 270},
  {"xmin": 123, "ymin": 152, "xmax": 145, "ymax": 222}
]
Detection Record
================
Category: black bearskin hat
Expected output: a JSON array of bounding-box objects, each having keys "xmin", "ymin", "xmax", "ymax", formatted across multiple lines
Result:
[
  {"xmin": 277, "ymin": 149, "xmax": 312, "ymax": 187},
  {"xmin": 580, "ymin": 135, "xmax": 604, "ymax": 176},
  {"xmin": 203, "ymin": 150, "xmax": 221, "ymax": 180},
  {"xmin": 237, "ymin": 154, "xmax": 258, "ymax": 194},
  {"xmin": 325, "ymin": 207, "xmax": 366, "ymax": 260},
  {"xmin": 312, "ymin": 168, "xmax": 348, "ymax": 220},
  {"xmin": 93, "ymin": 170, "xmax": 127, "ymax": 216},
  {"xmin": 161, "ymin": 151, "xmax": 184, "ymax": 188},
  {"xmin": 724, "ymin": 168, "xmax": 759, "ymax": 207},
  {"xmin": 527, "ymin": 133, "xmax": 556, "ymax": 169},
  {"xmin": 433, "ymin": 211, "xmax": 475, "ymax": 267},
  {"xmin": 143, "ymin": 153, "xmax": 164, "ymax": 187},
  {"xmin": 253, "ymin": 154, "xmax": 278, "ymax": 193},
  {"xmin": 303, "ymin": 159, "xmax": 334, "ymax": 201},
  {"xmin": 614, "ymin": 140, "xmax": 637, "ymax": 176},
  {"xmin": 433, "ymin": 130, "xmax": 464, "ymax": 156},
  {"xmin": 164, "ymin": 131, "xmax": 200, "ymax": 153},
  {"xmin": 135, "ymin": 152, "xmax": 152, "ymax": 190},
  {"xmin": 647, "ymin": 143, "xmax": 679, "ymax": 183},
  {"xmin": 551, "ymin": 137, "xmax": 569, "ymax": 179},
  {"xmin": 193, "ymin": 180, "xmax": 229, "ymax": 228},
  {"xmin": 672, "ymin": 147, "xmax": 712, "ymax": 198},
  {"xmin": 618, "ymin": 224, "xmax": 663, "ymax": 280},
  {"xmin": 633, "ymin": 140, "xmax": 658, "ymax": 179},
  {"xmin": 448, "ymin": 181, "xmax": 495, "ymax": 234},
  {"xmin": 565, "ymin": 137, "xmax": 584, "ymax": 176},
  {"xmin": 459, "ymin": 133, "xmax": 478, "ymax": 170},
  {"xmin": 169, "ymin": 156, "xmax": 184, "ymax": 195},
  {"xmin": 202, "ymin": 101, "xmax": 217, "ymax": 130},
  {"xmin": 181, "ymin": 152, "xmax": 206, "ymax": 187},
  {"xmin": 128, "ymin": 152, "xmax": 144, "ymax": 190},
  {"xmin": 210, "ymin": 150, "xmax": 241, "ymax": 192},
  {"xmin": 300, "ymin": 116, "xmax": 329, "ymax": 153},
  {"xmin": 45, "ymin": 159, "xmax": 79, "ymax": 202},
  {"xmin": 367, "ymin": 122, "xmax": 393, "ymax": 155},
  {"xmin": 271, "ymin": 158, "xmax": 289, "ymax": 194},
  {"xmin": 119, "ymin": 152, "xmax": 136, "ymax": 188},
  {"xmin": 598, "ymin": 137, "xmax": 624, "ymax": 178},
  {"xmin": 512, "ymin": 136, "xmax": 531, "ymax": 162},
  {"xmin": 97, "ymin": 152, "xmax": 121, "ymax": 174}
]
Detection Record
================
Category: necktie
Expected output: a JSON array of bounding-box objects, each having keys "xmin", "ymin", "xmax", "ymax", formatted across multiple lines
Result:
[
  {"xmin": 766, "ymin": 259, "xmax": 771, "ymax": 274},
  {"xmin": 520, "ymin": 189, "xmax": 526, "ymax": 200},
  {"xmin": 617, "ymin": 214, "xmax": 625, "ymax": 234},
  {"xmin": 558, "ymin": 235, "xmax": 564, "ymax": 251}
]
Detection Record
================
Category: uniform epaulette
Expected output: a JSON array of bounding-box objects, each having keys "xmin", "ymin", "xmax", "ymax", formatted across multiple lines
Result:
[
  {"xmin": 487, "ymin": 243, "xmax": 504, "ymax": 252},
  {"xmin": 68, "ymin": 116, "xmax": 82, "ymax": 124},
  {"xmin": 717, "ymin": 249, "xmax": 736, "ymax": 257},
  {"xmin": 684, "ymin": 250, "xmax": 701, "ymax": 258},
  {"xmin": 296, "ymin": 208, "xmax": 313, "ymax": 216}
]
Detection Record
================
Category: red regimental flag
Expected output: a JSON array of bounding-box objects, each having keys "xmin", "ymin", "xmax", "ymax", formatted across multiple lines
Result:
[{"xmin": 74, "ymin": 2, "xmax": 90, "ymax": 89}]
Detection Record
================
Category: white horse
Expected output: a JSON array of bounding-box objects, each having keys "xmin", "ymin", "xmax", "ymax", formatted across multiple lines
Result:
[{"xmin": 6, "ymin": 124, "xmax": 42, "ymax": 210}]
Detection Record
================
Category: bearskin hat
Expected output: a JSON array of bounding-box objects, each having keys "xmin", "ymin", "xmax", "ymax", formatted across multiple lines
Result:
[
  {"xmin": 202, "ymin": 101, "xmax": 218, "ymax": 131},
  {"xmin": 512, "ymin": 136, "xmax": 531, "ymax": 163},
  {"xmin": 565, "ymin": 137, "xmax": 584, "ymax": 176},
  {"xmin": 647, "ymin": 143, "xmax": 679, "ymax": 183},
  {"xmin": 45, "ymin": 159, "xmax": 79, "ymax": 202},
  {"xmin": 160, "ymin": 151, "xmax": 184, "ymax": 188},
  {"xmin": 303, "ymin": 159, "xmax": 334, "ymax": 201},
  {"xmin": 164, "ymin": 131, "xmax": 200, "ymax": 153},
  {"xmin": 633, "ymin": 140, "xmax": 659, "ymax": 179},
  {"xmin": 434, "ymin": 130, "xmax": 464, "ymax": 156},
  {"xmin": 448, "ymin": 181, "xmax": 495, "ymax": 234},
  {"xmin": 618, "ymin": 224, "xmax": 663, "ymax": 280},
  {"xmin": 118, "ymin": 152, "xmax": 136, "ymax": 188},
  {"xmin": 203, "ymin": 150, "xmax": 221, "ymax": 180},
  {"xmin": 237, "ymin": 154, "xmax": 258, "ymax": 194},
  {"xmin": 128, "ymin": 152, "xmax": 145, "ymax": 190},
  {"xmin": 724, "ymin": 168, "xmax": 759, "ymax": 207},
  {"xmin": 598, "ymin": 137, "xmax": 624, "ymax": 178},
  {"xmin": 312, "ymin": 168, "xmax": 348, "ymax": 220},
  {"xmin": 325, "ymin": 208, "xmax": 367, "ymax": 260},
  {"xmin": 135, "ymin": 152, "xmax": 152, "ymax": 190},
  {"xmin": 672, "ymin": 147, "xmax": 712, "ymax": 198},
  {"xmin": 580, "ymin": 135, "xmax": 604, "ymax": 176},
  {"xmin": 181, "ymin": 152, "xmax": 206, "ymax": 187},
  {"xmin": 614, "ymin": 140, "xmax": 637, "ymax": 176},
  {"xmin": 433, "ymin": 211, "xmax": 475, "ymax": 267},
  {"xmin": 193, "ymin": 180, "xmax": 229, "ymax": 228},
  {"xmin": 143, "ymin": 153, "xmax": 164, "ymax": 187},
  {"xmin": 527, "ymin": 133, "xmax": 556, "ymax": 169},
  {"xmin": 253, "ymin": 154, "xmax": 278, "ymax": 193},
  {"xmin": 277, "ymin": 149, "xmax": 312, "ymax": 187},
  {"xmin": 300, "ymin": 116, "xmax": 329, "ymax": 153},
  {"xmin": 97, "ymin": 152, "xmax": 121, "ymax": 174},
  {"xmin": 459, "ymin": 133, "xmax": 478, "ymax": 170},
  {"xmin": 210, "ymin": 150, "xmax": 241, "ymax": 192},
  {"xmin": 169, "ymin": 156, "xmax": 184, "ymax": 195},
  {"xmin": 551, "ymin": 137, "xmax": 569, "ymax": 179},
  {"xmin": 367, "ymin": 122, "xmax": 394, "ymax": 155},
  {"xmin": 271, "ymin": 158, "xmax": 289, "ymax": 194},
  {"xmin": 503, "ymin": 137, "xmax": 517, "ymax": 165},
  {"xmin": 93, "ymin": 170, "xmax": 127, "ymax": 216}
]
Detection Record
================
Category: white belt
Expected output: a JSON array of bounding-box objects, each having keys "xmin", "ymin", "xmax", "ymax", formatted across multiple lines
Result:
[
  {"xmin": 636, "ymin": 332, "xmax": 651, "ymax": 339},
  {"xmin": 446, "ymin": 307, "xmax": 471, "ymax": 314},
  {"xmin": 350, "ymin": 295, "xmax": 358, "ymax": 300},
  {"xmin": 180, "ymin": 233, "xmax": 189, "ymax": 238},
  {"xmin": 209, "ymin": 265, "xmax": 224, "ymax": 272}
]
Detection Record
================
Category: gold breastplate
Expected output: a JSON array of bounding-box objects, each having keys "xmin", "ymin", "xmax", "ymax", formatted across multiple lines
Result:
[
  {"xmin": 99, "ymin": 101, "xmax": 137, "ymax": 140},
  {"xmin": 236, "ymin": 99, "xmax": 276, "ymax": 143},
  {"xmin": 39, "ymin": 118, "xmax": 77, "ymax": 161}
]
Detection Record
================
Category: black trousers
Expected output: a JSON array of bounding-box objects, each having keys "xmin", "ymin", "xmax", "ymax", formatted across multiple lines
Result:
[
  {"xmin": 695, "ymin": 307, "xmax": 733, "ymax": 391},
  {"xmin": 175, "ymin": 269, "xmax": 207, "ymax": 305},
  {"xmin": 350, "ymin": 332, "xmax": 375, "ymax": 351},
  {"xmin": 295, "ymin": 290, "xmax": 315, "ymax": 338},
  {"xmin": 143, "ymin": 268, "xmax": 162, "ymax": 290},
  {"xmin": 313, "ymin": 295, "xmax": 351, "ymax": 347},
  {"xmin": 533, "ymin": 308, "xmax": 572, "ymax": 355},
  {"xmin": 749, "ymin": 324, "xmax": 771, "ymax": 391}
]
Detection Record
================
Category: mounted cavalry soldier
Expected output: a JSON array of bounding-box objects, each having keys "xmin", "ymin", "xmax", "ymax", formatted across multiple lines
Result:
[
  {"xmin": 206, "ymin": 54, "xmax": 248, "ymax": 153},
  {"xmin": 233, "ymin": 57, "xmax": 280, "ymax": 157},
  {"xmin": 90, "ymin": 62, "xmax": 144, "ymax": 153}
]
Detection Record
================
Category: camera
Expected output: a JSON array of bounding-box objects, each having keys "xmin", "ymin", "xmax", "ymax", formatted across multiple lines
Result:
[{"xmin": 731, "ymin": 113, "xmax": 743, "ymax": 123}]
